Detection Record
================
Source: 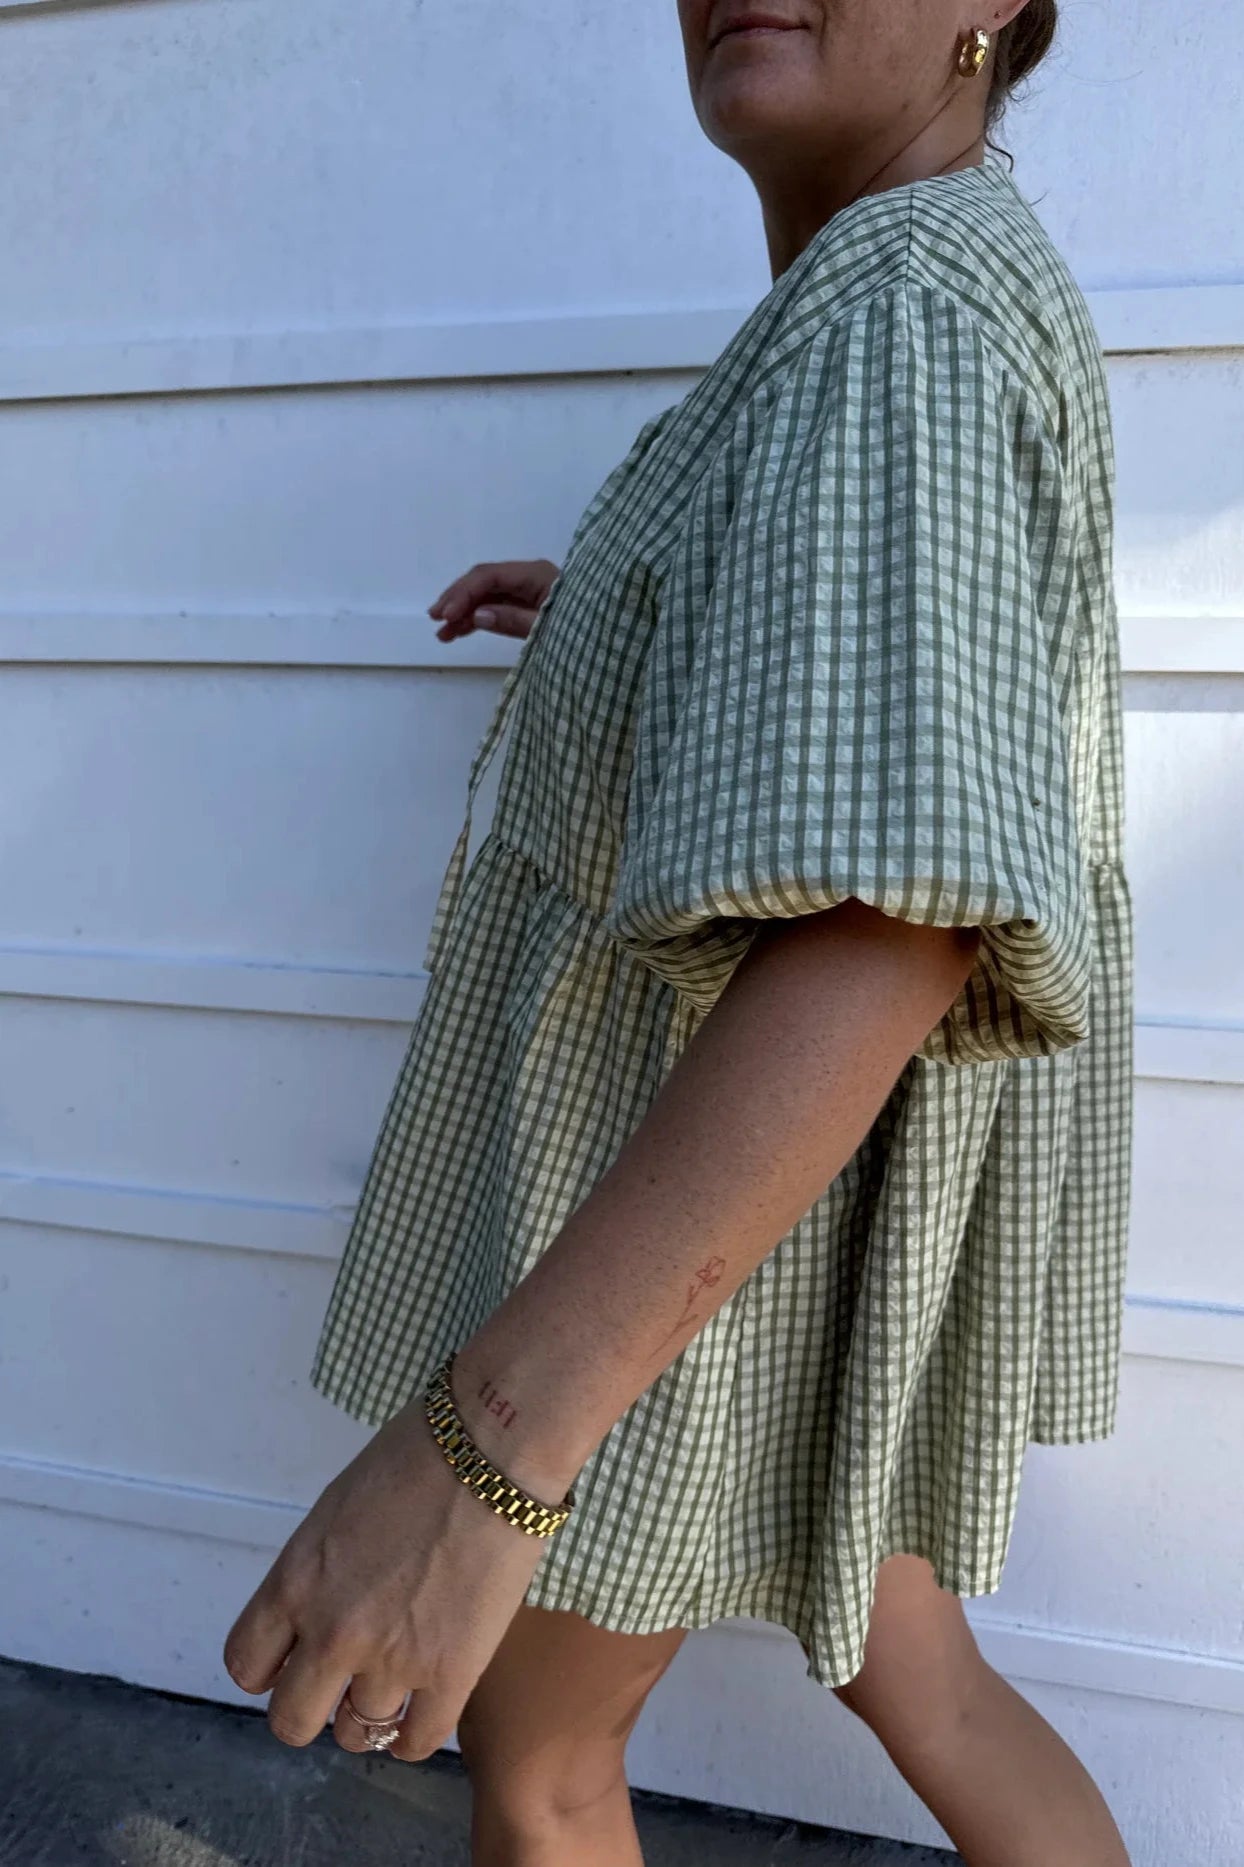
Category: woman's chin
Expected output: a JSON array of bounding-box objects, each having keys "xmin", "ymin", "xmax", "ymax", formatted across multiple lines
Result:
[{"xmin": 699, "ymin": 82, "xmax": 814, "ymax": 156}]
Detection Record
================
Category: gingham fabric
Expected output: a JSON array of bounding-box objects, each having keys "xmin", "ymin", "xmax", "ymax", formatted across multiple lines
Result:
[{"xmin": 310, "ymin": 158, "xmax": 1134, "ymax": 1690}]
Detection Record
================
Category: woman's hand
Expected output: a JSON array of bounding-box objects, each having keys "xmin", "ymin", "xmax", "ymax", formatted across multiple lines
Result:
[
  {"xmin": 430, "ymin": 558, "xmax": 561, "ymax": 642},
  {"xmin": 221, "ymin": 1395, "xmax": 553, "ymax": 1760}
]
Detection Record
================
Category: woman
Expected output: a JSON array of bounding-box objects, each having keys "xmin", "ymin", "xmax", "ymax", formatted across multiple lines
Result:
[{"xmin": 225, "ymin": 4, "xmax": 1135, "ymax": 1864}]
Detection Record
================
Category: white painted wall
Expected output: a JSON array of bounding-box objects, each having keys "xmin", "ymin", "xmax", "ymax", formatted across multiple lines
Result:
[{"xmin": 1, "ymin": 2, "xmax": 1241, "ymax": 1861}]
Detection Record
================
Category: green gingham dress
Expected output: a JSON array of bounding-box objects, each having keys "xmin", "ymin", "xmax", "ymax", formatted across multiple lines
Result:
[{"xmin": 310, "ymin": 157, "xmax": 1134, "ymax": 1690}]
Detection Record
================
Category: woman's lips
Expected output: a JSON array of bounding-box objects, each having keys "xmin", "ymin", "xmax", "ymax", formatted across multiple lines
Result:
[{"xmin": 710, "ymin": 21, "xmax": 804, "ymax": 50}]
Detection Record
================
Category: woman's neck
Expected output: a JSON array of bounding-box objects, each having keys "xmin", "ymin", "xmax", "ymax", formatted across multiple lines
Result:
[{"xmin": 754, "ymin": 116, "xmax": 988, "ymax": 282}]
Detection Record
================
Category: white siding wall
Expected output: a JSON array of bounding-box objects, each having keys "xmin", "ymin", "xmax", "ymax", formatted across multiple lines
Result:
[{"xmin": 1, "ymin": 3, "xmax": 1240, "ymax": 1859}]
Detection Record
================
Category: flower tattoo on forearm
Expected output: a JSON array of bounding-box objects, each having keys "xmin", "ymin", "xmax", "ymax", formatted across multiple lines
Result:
[{"xmin": 651, "ymin": 1253, "xmax": 728, "ymax": 1358}]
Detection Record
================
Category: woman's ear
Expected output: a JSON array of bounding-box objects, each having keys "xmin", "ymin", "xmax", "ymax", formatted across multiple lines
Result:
[{"xmin": 985, "ymin": 0, "xmax": 1039, "ymax": 31}]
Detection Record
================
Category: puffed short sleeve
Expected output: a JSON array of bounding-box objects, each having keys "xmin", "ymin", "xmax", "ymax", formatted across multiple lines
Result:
[{"xmin": 598, "ymin": 281, "xmax": 1093, "ymax": 1065}]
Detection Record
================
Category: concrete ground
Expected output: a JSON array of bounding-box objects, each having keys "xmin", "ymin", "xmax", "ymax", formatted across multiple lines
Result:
[{"xmin": 0, "ymin": 1657, "xmax": 961, "ymax": 1867}]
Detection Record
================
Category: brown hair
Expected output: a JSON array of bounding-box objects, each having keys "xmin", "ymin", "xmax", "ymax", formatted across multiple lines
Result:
[{"xmin": 985, "ymin": 0, "xmax": 1059, "ymax": 163}]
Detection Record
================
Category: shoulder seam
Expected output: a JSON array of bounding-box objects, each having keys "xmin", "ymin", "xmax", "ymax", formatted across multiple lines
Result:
[{"xmin": 787, "ymin": 272, "xmax": 1009, "ymax": 367}]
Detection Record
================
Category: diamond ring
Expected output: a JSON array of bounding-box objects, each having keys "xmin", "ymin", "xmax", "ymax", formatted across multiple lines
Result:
[{"xmin": 340, "ymin": 1685, "xmax": 409, "ymax": 1751}]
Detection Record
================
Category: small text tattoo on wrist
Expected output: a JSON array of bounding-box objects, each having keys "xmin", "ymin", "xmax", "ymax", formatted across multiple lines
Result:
[{"xmin": 477, "ymin": 1378, "xmax": 518, "ymax": 1430}]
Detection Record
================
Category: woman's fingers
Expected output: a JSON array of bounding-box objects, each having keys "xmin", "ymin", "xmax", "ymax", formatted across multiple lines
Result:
[
  {"xmin": 391, "ymin": 1681, "xmax": 470, "ymax": 1763},
  {"xmin": 429, "ymin": 559, "xmax": 559, "ymax": 626},
  {"xmin": 331, "ymin": 1672, "xmax": 468, "ymax": 1763},
  {"xmin": 444, "ymin": 602, "xmax": 538, "ymax": 641},
  {"xmin": 222, "ymin": 1396, "xmax": 550, "ymax": 1769},
  {"xmin": 221, "ymin": 1580, "xmax": 297, "ymax": 1697},
  {"xmin": 264, "ymin": 1634, "xmax": 353, "ymax": 1749},
  {"xmin": 332, "ymin": 1673, "xmax": 413, "ymax": 1754}
]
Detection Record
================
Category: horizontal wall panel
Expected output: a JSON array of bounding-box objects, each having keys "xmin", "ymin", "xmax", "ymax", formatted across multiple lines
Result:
[
  {"xmin": 984, "ymin": 1357, "xmax": 1244, "ymax": 1659},
  {"xmin": 0, "ymin": 1503, "xmax": 278, "ymax": 1704},
  {"xmin": 1129, "ymin": 1079, "xmax": 1244, "ymax": 1308},
  {"xmin": 0, "ymin": 664, "xmax": 503, "ymax": 964},
  {"xmin": 0, "ymin": 2, "xmax": 1239, "ymax": 348},
  {"xmin": 0, "ymin": 613, "xmax": 523, "ymax": 671},
  {"xmin": 0, "ymin": 1225, "xmax": 367, "ymax": 1500},
  {"xmin": 0, "ymin": 356, "xmax": 1238, "ymax": 621},
  {"xmin": 0, "ymin": 0, "xmax": 747, "ymax": 344},
  {"xmin": 1, "ymin": 1463, "xmax": 1238, "ymax": 1719},
  {"xmin": 4, "ymin": 670, "xmax": 1243, "ymax": 1019},
  {"xmin": 1131, "ymin": 1021, "xmax": 1244, "ymax": 1088},
  {"xmin": 0, "ymin": 1454, "xmax": 304, "ymax": 1550},
  {"xmin": 1092, "ymin": 285, "xmax": 1244, "ymax": 357},
  {"xmin": 1, "ymin": 611, "xmax": 1241, "ymax": 675},
  {"xmin": 1120, "ymin": 615, "xmax": 1244, "ymax": 675},
  {"xmin": 730, "ymin": 1606, "xmax": 1244, "ymax": 1722},
  {"xmin": 1, "ymin": 1229, "xmax": 1241, "ymax": 1660},
  {"xmin": 963, "ymin": 1623, "xmax": 1244, "ymax": 1720},
  {"xmin": 0, "ymin": 995, "xmax": 406, "ymax": 1208},
  {"xmin": 1122, "ymin": 1299, "xmax": 1244, "ymax": 1371},
  {"xmin": 1111, "ymin": 353, "xmax": 1244, "ymax": 618},
  {"xmin": 0, "ymin": 378, "xmax": 685, "ymax": 615},
  {"xmin": 0, "ymin": 315, "xmax": 751, "ymax": 404},
  {"xmin": 0, "ymin": 0, "xmax": 137, "ymax": 13},
  {"xmin": 0, "ymin": 941, "xmax": 1240, "ymax": 1077},
  {"xmin": 2, "ymin": 1166, "xmax": 1243, "ymax": 1373},
  {"xmin": 0, "ymin": 946, "xmax": 427, "ymax": 1021},
  {"xmin": 1, "ymin": 1219, "xmax": 1241, "ymax": 1507},
  {"xmin": 0, "ymin": 1176, "xmax": 347, "ymax": 1258},
  {"xmin": 636, "ymin": 1615, "xmax": 1244, "ymax": 1863},
  {"xmin": 0, "ymin": 290, "xmax": 1241, "ymax": 408},
  {"xmin": 1123, "ymin": 683, "xmax": 1244, "ymax": 1025}
]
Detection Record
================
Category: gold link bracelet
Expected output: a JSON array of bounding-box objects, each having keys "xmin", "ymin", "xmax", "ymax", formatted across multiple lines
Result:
[{"xmin": 424, "ymin": 1354, "xmax": 576, "ymax": 1538}]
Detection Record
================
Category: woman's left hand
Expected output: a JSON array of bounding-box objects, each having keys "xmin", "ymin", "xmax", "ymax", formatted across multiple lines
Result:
[{"xmin": 221, "ymin": 1396, "xmax": 550, "ymax": 1760}]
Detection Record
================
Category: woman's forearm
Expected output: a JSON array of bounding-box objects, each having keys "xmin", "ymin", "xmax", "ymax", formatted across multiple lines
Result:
[{"xmin": 450, "ymin": 899, "xmax": 981, "ymax": 1502}]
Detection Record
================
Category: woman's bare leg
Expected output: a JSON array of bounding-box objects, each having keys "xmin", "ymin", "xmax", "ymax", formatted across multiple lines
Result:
[
  {"xmin": 832, "ymin": 1554, "xmax": 1132, "ymax": 1867},
  {"xmin": 456, "ymin": 1603, "xmax": 688, "ymax": 1867},
  {"xmin": 458, "ymin": 1556, "xmax": 1132, "ymax": 1867}
]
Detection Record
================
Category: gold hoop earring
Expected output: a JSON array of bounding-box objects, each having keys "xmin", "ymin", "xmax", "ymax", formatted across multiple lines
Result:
[{"xmin": 957, "ymin": 27, "xmax": 991, "ymax": 77}]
